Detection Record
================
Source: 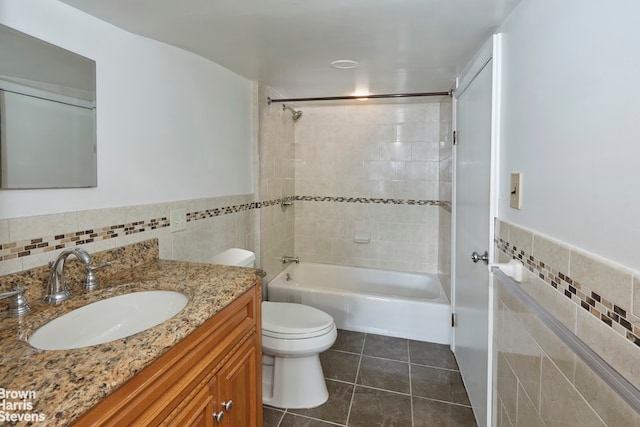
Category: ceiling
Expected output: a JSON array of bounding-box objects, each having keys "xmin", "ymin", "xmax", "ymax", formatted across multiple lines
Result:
[{"xmin": 58, "ymin": 0, "xmax": 521, "ymax": 99}]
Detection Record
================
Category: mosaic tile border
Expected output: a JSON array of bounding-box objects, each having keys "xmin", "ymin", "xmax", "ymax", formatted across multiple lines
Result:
[
  {"xmin": 0, "ymin": 196, "xmax": 444, "ymax": 263},
  {"xmin": 0, "ymin": 219, "xmax": 170, "ymax": 262},
  {"xmin": 0, "ymin": 202, "xmax": 268, "ymax": 263},
  {"xmin": 185, "ymin": 197, "xmax": 301, "ymax": 222},
  {"xmin": 295, "ymin": 196, "xmax": 441, "ymax": 206},
  {"xmin": 497, "ymin": 236, "xmax": 640, "ymax": 348}
]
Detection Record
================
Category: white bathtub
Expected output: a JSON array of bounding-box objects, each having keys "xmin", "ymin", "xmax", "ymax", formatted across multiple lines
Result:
[{"xmin": 267, "ymin": 262, "xmax": 451, "ymax": 344}]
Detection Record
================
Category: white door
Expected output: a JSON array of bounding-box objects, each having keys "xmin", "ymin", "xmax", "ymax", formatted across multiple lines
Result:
[{"xmin": 453, "ymin": 36, "xmax": 499, "ymax": 427}]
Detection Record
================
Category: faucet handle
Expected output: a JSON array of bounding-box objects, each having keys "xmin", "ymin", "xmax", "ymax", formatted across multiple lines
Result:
[
  {"xmin": 0, "ymin": 286, "xmax": 31, "ymax": 317},
  {"xmin": 84, "ymin": 262, "xmax": 112, "ymax": 291}
]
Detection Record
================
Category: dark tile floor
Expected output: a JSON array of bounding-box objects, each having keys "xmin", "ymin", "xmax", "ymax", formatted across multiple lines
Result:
[{"xmin": 263, "ymin": 330, "xmax": 478, "ymax": 427}]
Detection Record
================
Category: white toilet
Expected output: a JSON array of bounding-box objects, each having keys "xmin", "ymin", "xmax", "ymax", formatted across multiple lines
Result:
[
  {"xmin": 211, "ymin": 249, "xmax": 337, "ymax": 409},
  {"xmin": 261, "ymin": 301, "xmax": 337, "ymax": 408}
]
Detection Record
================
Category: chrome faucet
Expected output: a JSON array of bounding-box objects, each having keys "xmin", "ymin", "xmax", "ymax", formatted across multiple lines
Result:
[
  {"xmin": 0, "ymin": 286, "xmax": 31, "ymax": 316},
  {"xmin": 281, "ymin": 256, "xmax": 299, "ymax": 264},
  {"xmin": 46, "ymin": 247, "xmax": 92, "ymax": 304}
]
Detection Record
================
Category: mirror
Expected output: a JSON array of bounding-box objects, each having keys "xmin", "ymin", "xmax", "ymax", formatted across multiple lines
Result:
[{"xmin": 0, "ymin": 24, "xmax": 96, "ymax": 189}]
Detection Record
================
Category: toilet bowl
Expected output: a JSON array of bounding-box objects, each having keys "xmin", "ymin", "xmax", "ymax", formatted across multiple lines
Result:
[
  {"xmin": 212, "ymin": 249, "xmax": 337, "ymax": 409},
  {"xmin": 262, "ymin": 301, "xmax": 337, "ymax": 409}
]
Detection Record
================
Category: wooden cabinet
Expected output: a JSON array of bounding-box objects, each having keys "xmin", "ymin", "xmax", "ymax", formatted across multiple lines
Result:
[
  {"xmin": 73, "ymin": 284, "xmax": 262, "ymax": 427},
  {"xmin": 216, "ymin": 337, "xmax": 259, "ymax": 426},
  {"xmin": 166, "ymin": 378, "xmax": 217, "ymax": 427}
]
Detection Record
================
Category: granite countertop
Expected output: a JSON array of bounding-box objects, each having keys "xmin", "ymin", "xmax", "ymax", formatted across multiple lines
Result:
[{"xmin": 0, "ymin": 259, "xmax": 260, "ymax": 426}]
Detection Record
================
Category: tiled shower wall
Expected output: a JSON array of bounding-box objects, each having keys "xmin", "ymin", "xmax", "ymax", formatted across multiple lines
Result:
[
  {"xmin": 438, "ymin": 98, "xmax": 453, "ymax": 299},
  {"xmin": 493, "ymin": 219, "xmax": 640, "ymax": 427},
  {"xmin": 293, "ymin": 100, "xmax": 448, "ymax": 274},
  {"xmin": 257, "ymin": 83, "xmax": 295, "ymax": 283}
]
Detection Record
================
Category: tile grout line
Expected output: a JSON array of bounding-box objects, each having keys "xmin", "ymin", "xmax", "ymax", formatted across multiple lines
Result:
[
  {"xmin": 408, "ymin": 339, "xmax": 414, "ymax": 427},
  {"xmin": 412, "ymin": 394, "xmax": 475, "ymax": 409},
  {"xmin": 333, "ymin": 342, "xmax": 460, "ymax": 371},
  {"xmin": 270, "ymin": 402, "xmax": 349, "ymax": 427},
  {"xmin": 337, "ymin": 381, "xmax": 474, "ymax": 406},
  {"xmin": 282, "ymin": 413, "xmax": 345, "ymax": 426},
  {"xmin": 345, "ymin": 332, "xmax": 367, "ymax": 426},
  {"xmin": 410, "ymin": 362, "xmax": 460, "ymax": 373},
  {"xmin": 274, "ymin": 408, "xmax": 285, "ymax": 427},
  {"xmin": 349, "ymin": 383, "xmax": 412, "ymax": 397}
]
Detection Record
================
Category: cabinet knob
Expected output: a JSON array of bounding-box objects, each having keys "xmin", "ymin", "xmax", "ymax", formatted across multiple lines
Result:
[
  {"xmin": 213, "ymin": 411, "xmax": 224, "ymax": 423},
  {"xmin": 222, "ymin": 400, "xmax": 233, "ymax": 411}
]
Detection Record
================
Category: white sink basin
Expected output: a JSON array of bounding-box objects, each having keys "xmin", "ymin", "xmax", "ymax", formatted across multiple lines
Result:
[{"xmin": 29, "ymin": 290, "xmax": 188, "ymax": 351}]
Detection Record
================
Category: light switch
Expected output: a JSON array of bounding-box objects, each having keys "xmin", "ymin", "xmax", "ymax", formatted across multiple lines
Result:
[
  {"xmin": 170, "ymin": 209, "xmax": 187, "ymax": 232},
  {"xmin": 510, "ymin": 173, "xmax": 522, "ymax": 210}
]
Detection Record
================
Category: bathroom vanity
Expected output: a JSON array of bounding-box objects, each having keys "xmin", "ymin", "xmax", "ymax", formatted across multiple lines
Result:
[
  {"xmin": 73, "ymin": 283, "xmax": 262, "ymax": 426},
  {"xmin": 0, "ymin": 240, "xmax": 263, "ymax": 427}
]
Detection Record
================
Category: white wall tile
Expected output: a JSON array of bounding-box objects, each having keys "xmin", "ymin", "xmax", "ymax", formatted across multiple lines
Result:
[
  {"xmin": 576, "ymin": 307, "xmax": 640, "ymax": 391},
  {"xmin": 380, "ymin": 142, "xmax": 412, "ymax": 161},
  {"xmin": 413, "ymin": 142, "xmax": 440, "ymax": 161},
  {"xmin": 540, "ymin": 356, "xmax": 606, "ymax": 427},
  {"xmin": 9, "ymin": 212, "xmax": 79, "ymax": 242},
  {"xmin": 0, "ymin": 258, "xmax": 22, "ymax": 276},
  {"xmin": 570, "ymin": 249, "xmax": 634, "ymax": 312},
  {"xmin": 258, "ymin": 84, "xmax": 295, "ymax": 281},
  {"xmin": 508, "ymin": 223, "xmax": 534, "ymax": 254},
  {"xmin": 574, "ymin": 356, "xmax": 640, "ymax": 427},
  {"xmin": 0, "ymin": 219, "xmax": 9, "ymax": 244},
  {"xmin": 2, "ymin": 194, "xmax": 258, "ymax": 274},
  {"xmin": 77, "ymin": 207, "xmax": 127, "ymax": 231}
]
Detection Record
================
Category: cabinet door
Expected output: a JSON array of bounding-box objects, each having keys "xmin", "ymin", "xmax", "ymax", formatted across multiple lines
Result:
[
  {"xmin": 216, "ymin": 336, "xmax": 259, "ymax": 427},
  {"xmin": 167, "ymin": 377, "xmax": 217, "ymax": 427}
]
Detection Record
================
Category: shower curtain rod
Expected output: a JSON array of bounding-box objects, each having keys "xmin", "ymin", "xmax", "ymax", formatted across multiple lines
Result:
[{"xmin": 266, "ymin": 91, "xmax": 452, "ymax": 104}]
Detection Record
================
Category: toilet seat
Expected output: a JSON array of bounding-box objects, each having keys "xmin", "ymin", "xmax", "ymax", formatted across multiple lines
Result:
[{"xmin": 262, "ymin": 301, "xmax": 335, "ymax": 339}]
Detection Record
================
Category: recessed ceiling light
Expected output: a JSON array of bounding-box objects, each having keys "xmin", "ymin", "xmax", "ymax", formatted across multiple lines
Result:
[{"xmin": 330, "ymin": 60, "xmax": 359, "ymax": 69}]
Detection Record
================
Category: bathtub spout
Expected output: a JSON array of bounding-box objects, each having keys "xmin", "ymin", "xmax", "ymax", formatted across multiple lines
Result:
[{"xmin": 281, "ymin": 256, "xmax": 300, "ymax": 264}]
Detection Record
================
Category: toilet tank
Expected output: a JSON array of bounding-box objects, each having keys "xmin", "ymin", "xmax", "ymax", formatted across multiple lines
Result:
[{"xmin": 210, "ymin": 248, "xmax": 255, "ymax": 267}]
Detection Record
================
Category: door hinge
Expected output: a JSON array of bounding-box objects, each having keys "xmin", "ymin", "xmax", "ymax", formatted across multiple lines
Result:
[
  {"xmin": 451, "ymin": 313, "xmax": 457, "ymax": 328},
  {"xmin": 453, "ymin": 130, "xmax": 457, "ymax": 146}
]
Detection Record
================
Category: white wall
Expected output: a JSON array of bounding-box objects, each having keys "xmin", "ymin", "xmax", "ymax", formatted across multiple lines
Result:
[
  {"xmin": 0, "ymin": 0, "xmax": 253, "ymax": 220},
  {"xmin": 498, "ymin": 0, "xmax": 640, "ymax": 271}
]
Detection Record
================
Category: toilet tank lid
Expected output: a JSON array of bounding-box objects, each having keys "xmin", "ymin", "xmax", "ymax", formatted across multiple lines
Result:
[{"xmin": 210, "ymin": 248, "xmax": 255, "ymax": 267}]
